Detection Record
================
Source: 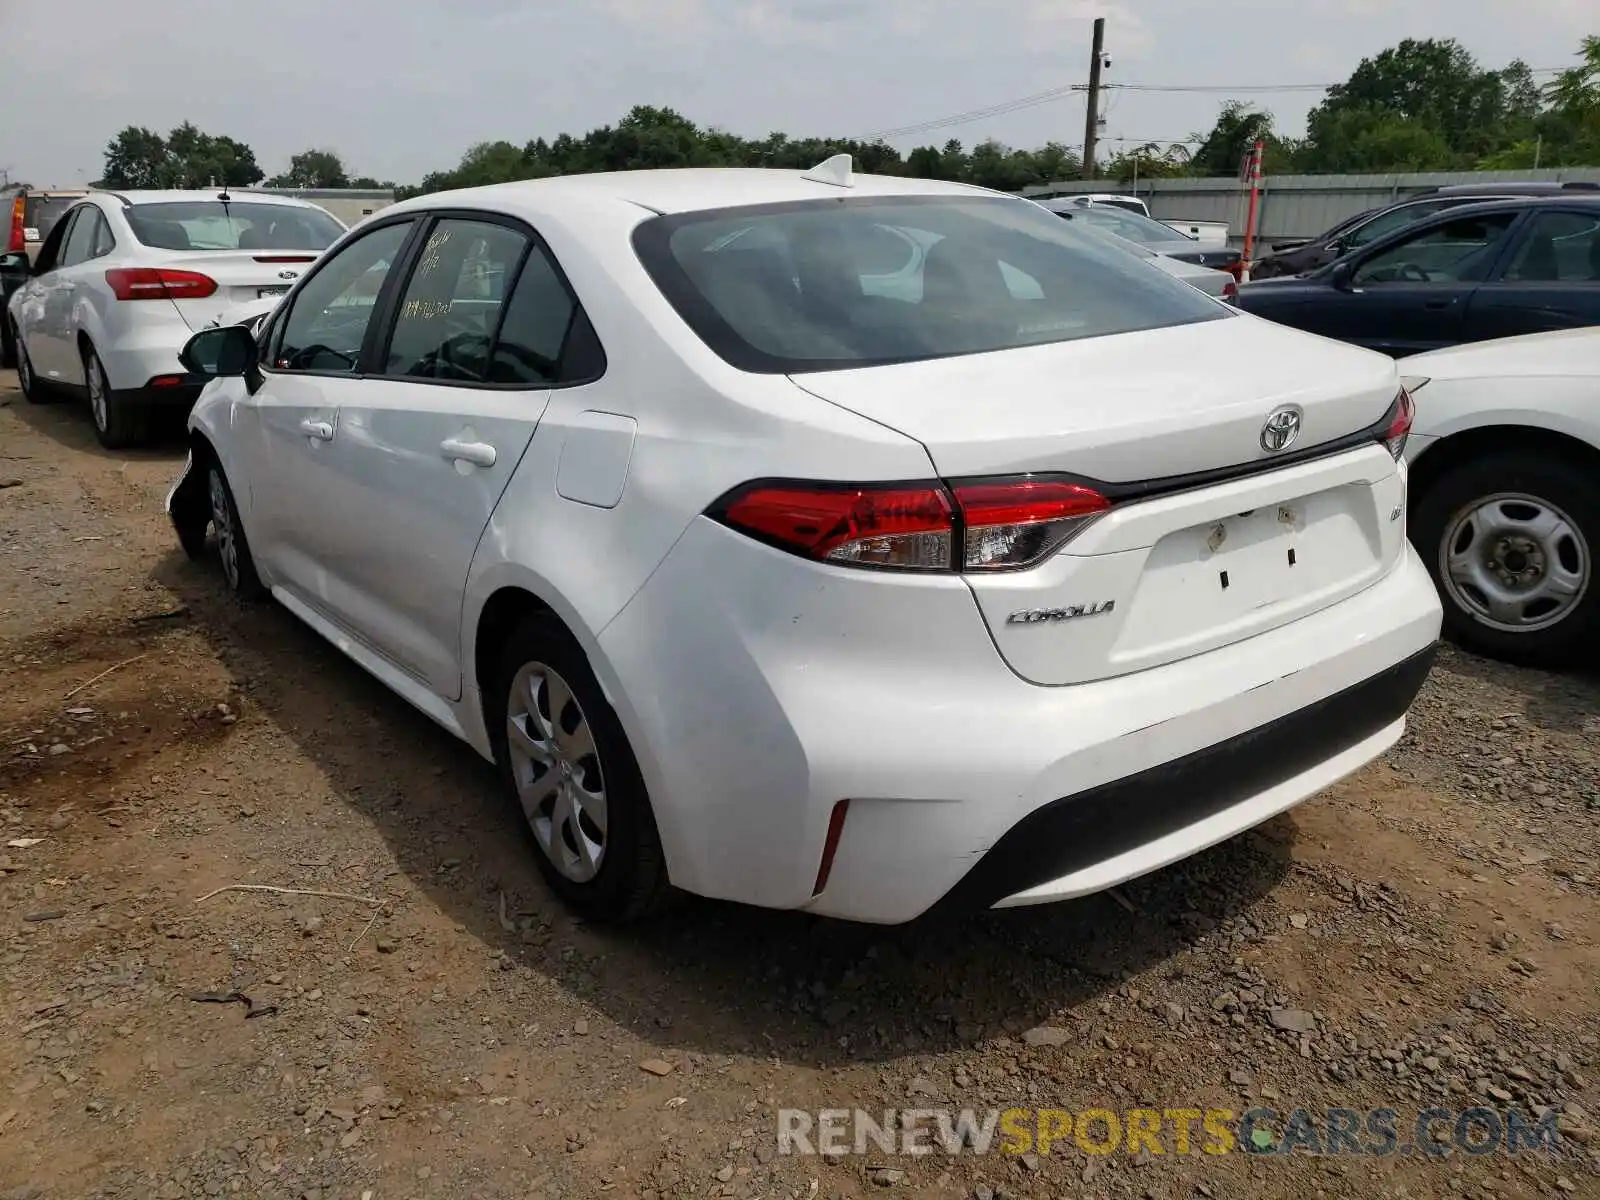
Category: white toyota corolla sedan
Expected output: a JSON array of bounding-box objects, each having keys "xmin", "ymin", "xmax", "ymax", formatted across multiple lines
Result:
[{"xmin": 164, "ymin": 160, "xmax": 1442, "ymax": 925}]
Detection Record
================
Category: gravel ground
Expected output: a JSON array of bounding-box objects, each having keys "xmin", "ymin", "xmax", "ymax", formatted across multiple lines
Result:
[{"xmin": 0, "ymin": 380, "xmax": 1597, "ymax": 1200}]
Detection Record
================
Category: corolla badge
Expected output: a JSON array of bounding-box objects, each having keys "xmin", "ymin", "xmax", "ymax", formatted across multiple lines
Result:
[
  {"xmin": 1260, "ymin": 405, "xmax": 1304, "ymax": 453},
  {"xmin": 1006, "ymin": 600, "xmax": 1116, "ymax": 625}
]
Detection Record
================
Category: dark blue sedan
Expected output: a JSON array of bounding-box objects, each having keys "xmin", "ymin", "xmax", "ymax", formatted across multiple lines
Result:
[{"xmin": 1234, "ymin": 196, "xmax": 1600, "ymax": 357}]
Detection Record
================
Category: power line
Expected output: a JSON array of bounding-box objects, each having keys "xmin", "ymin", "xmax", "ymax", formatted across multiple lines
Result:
[
  {"xmin": 862, "ymin": 84, "xmax": 1082, "ymax": 141},
  {"xmin": 863, "ymin": 64, "xmax": 1573, "ymax": 142}
]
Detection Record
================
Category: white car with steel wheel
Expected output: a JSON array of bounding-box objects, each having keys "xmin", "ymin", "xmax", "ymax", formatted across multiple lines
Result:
[
  {"xmin": 1400, "ymin": 327, "xmax": 1600, "ymax": 666},
  {"xmin": 2, "ymin": 189, "xmax": 344, "ymax": 448},
  {"xmin": 162, "ymin": 161, "xmax": 1441, "ymax": 926}
]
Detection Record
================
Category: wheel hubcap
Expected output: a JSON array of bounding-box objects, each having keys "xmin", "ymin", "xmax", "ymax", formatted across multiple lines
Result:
[
  {"xmin": 208, "ymin": 470, "xmax": 240, "ymax": 589},
  {"xmin": 86, "ymin": 354, "xmax": 107, "ymax": 431},
  {"xmin": 1440, "ymin": 492, "xmax": 1590, "ymax": 633},
  {"xmin": 505, "ymin": 662, "xmax": 607, "ymax": 883}
]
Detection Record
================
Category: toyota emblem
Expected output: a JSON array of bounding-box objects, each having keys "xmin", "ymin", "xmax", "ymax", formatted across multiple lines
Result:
[{"xmin": 1260, "ymin": 406, "xmax": 1303, "ymax": 453}]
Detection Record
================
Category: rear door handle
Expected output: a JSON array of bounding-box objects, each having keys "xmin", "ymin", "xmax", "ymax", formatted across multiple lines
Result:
[
  {"xmin": 440, "ymin": 438, "xmax": 496, "ymax": 468},
  {"xmin": 1423, "ymin": 298, "xmax": 1457, "ymax": 310},
  {"xmin": 298, "ymin": 418, "xmax": 334, "ymax": 441}
]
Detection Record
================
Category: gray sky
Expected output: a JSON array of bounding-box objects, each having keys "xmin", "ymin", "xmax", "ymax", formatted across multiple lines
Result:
[{"xmin": 1, "ymin": 0, "xmax": 1592, "ymax": 188}]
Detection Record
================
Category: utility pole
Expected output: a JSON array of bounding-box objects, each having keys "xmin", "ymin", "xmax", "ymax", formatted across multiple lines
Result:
[{"xmin": 1081, "ymin": 17, "xmax": 1105, "ymax": 179}]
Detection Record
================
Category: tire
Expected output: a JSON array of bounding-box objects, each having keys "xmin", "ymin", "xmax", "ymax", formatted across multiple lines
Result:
[
  {"xmin": 490, "ymin": 613, "xmax": 669, "ymax": 923},
  {"xmin": 205, "ymin": 461, "xmax": 265, "ymax": 599},
  {"xmin": 1411, "ymin": 451, "xmax": 1599, "ymax": 667},
  {"xmin": 0, "ymin": 318, "xmax": 15, "ymax": 370},
  {"xmin": 83, "ymin": 342, "xmax": 148, "ymax": 449},
  {"xmin": 14, "ymin": 326, "xmax": 55, "ymax": 403}
]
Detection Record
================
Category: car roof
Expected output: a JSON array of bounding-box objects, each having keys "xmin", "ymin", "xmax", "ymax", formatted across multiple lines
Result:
[
  {"xmin": 386, "ymin": 168, "xmax": 1003, "ymax": 220},
  {"xmin": 1421, "ymin": 181, "xmax": 1600, "ymax": 196},
  {"xmin": 101, "ymin": 189, "xmax": 328, "ymax": 209},
  {"xmin": 1410, "ymin": 194, "xmax": 1600, "ymax": 217}
]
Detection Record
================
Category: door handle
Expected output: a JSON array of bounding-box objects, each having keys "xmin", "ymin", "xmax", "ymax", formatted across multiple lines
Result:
[
  {"xmin": 298, "ymin": 418, "xmax": 334, "ymax": 441},
  {"xmin": 440, "ymin": 438, "xmax": 496, "ymax": 468},
  {"xmin": 1423, "ymin": 298, "xmax": 1456, "ymax": 310}
]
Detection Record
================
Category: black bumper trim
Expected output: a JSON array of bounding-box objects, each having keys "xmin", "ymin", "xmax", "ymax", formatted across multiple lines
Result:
[
  {"xmin": 931, "ymin": 644, "xmax": 1437, "ymax": 915},
  {"xmin": 131, "ymin": 379, "xmax": 206, "ymax": 406}
]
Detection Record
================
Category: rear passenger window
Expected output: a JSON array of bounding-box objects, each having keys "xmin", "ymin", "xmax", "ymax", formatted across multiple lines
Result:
[
  {"xmin": 384, "ymin": 219, "xmax": 528, "ymax": 382},
  {"xmin": 488, "ymin": 248, "xmax": 578, "ymax": 385}
]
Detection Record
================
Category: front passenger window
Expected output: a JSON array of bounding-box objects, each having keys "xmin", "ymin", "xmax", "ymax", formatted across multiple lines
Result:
[
  {"xmin": 1353, "ymin": 214, "xmax": 1517, "ymax": 286},
  {"xmin": 273, "ymin": 221, "xmax": 412, "ymax": 373}
]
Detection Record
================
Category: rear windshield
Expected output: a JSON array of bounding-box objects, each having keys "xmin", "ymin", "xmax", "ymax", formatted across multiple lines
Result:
[
  {"xmin": 125, "ymin": 202, "xmax": 345, "ymax": 252},
  {"xmin": 1064, "ymin": 205, "xmax": 1192, "ymax": 245},
  {"xmin": 23, "ymin": 196, "xmax": 80, "ymax": 242},
  {"xmin": 632, "ymin": 195, "xmax": 1229, "ymax": 373}
]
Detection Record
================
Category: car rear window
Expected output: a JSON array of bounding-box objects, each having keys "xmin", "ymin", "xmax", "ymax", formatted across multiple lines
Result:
[
  {"xmin": 22, "ymin": 196, "xmax": 80, "ymax": 242},
  {"xmin": 632, "ymin": 195, "xmax": 1229, "ymax": 373},
  {"xmin": 125, "ymin": 202, "xmax": 345, "ymax": 252}
]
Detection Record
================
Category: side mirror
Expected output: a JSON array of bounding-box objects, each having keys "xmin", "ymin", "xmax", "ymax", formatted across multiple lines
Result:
[
  {"xmin": 1329, "ymin": 261, "xmax": 1355, "ymax": 290},
  {"xmin": 179, "ymin": 325, "xmax": 256, "ymax": 378},
  {"xmin": 0, "ymin": 250, "xmax": 29, "ymax": 277}
]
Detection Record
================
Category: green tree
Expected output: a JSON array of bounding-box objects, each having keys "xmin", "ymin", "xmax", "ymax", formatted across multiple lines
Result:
[
  {"xmin": 267, "ymin": 149, "xmax": 351, "ymax": 189},
  {"xmin": 101, "ymin": 126, "xmax": 171, "ymax": 189},
  {"xmin": 101, "ymin": 123, "xmax": 263, "ymax": 189},
  {"xmin": 1306, "ymin": 38, "xmax": 1509, "ymax": 164},
  {"xmin": 1187, "ymin": 102, "xmax": 1293, "ymax": 177}
]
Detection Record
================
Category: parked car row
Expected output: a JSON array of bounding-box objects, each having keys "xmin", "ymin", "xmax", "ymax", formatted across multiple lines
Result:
[
  {"xmin": 2, "ymin": 188, "xmax": 347, "ymax": 447},
  {"xmin": 3, "ymin": 159, "xmax": 1589, "ymax": 932}
]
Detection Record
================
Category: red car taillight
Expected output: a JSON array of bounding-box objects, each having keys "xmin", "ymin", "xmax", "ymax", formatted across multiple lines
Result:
[
  {"xmin": 1383, "ymin": 387, "xmax": 1415, "ymax": 460},
  {"xmin": 711, "ymin": 477, "xmax": 1113, "ymax": 573},
  {"xmin": 1222, "ymin": 279, "xmax": 1239, "ymax": 302},
  {"xmin": 7, "ymin": 195, "xmax": 25, "ymax": 253},
  {"xmin": 1225, "ymin": 260, "xmax": 1245, "ymax": 282},
  {"xmin": 104, "ymin": 267, "xmax": 217, "ymax": 301}
]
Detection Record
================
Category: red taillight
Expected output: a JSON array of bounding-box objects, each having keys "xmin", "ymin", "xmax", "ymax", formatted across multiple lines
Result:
[
  {"xmin": 104, "ymin": 267, "xmax": 217, "ymax": 302},
  {"xmin": 713, "ymin": 477, "xmax": 1112, "ymax": 573},
  {"xmin": 7, "ymin": 195, "xmax": 24, "ymax": 253},
  {"xmin": 720, "ymin": 483, "xmax": 955, "ymax": 570},
  {"xmin": 1383, "ymin": 387, "xmax": 1415, "ymax": 460},
  {"xmin": 952, "ymin": 479, "xmax": 1111, "ymax": 571},
  {"xmin": 1224, "ymin": 260, "xmax": 1244, "ymax": 282},
  {"xmin": 1222, "ymin": 279, "xmax": 1239, "ymax": 302},
  {"xmin": 812, "ymin": 800, "xmax": 850, "ymax": 896},
  {"xmin": 251, "ymin": 255, "xmax": 315, "ymax": 264}
]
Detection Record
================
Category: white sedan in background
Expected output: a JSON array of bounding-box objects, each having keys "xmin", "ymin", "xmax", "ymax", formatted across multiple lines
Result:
[
  {"xmin": 1400, "ymin": 327, "xmax": 1600, "ymax": 665},
  {"xmin": 164, "ymin": 160, "xmax": 1440, "ymax": 925},
  {"xmin": 3, "ymin": 189, "xmax": 344, "ymax": 448}
]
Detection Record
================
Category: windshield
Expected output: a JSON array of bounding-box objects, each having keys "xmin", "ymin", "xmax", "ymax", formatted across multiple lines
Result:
[
  {"xmin": 1093, "ymin": 198, "xmax": 1148, "ymax": 215},
  {"xmin": 1065, "ymin": 205, "xmax": 1193, "ymax": 245},
  {"xmin": 633, "ymin": 194, "xmax": 1228, "ymax": 373},
  {"xmin": 126, "ymin": 202, "xmax": 345, "ymax": 251}
]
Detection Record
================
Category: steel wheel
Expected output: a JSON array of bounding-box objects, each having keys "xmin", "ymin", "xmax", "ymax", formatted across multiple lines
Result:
[
  {"xmin": 209, "ymin": 467, "xmax": 242, "ymax": 590},
  {"xmin": 505, "ymin": 660, "xmax": 608, "ymax": 883},
  {"xmin": 1439, "ymin": 491, "xmax": 1590, "ymax": 634}
]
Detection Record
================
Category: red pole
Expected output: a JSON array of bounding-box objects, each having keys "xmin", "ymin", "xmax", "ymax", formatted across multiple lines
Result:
[{"xmin": 1241, "ymin": 139, "xmax": 1264, "ymax": 278}]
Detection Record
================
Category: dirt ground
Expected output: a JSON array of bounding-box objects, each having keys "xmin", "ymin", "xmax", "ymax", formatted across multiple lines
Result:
[{"xmin": 0, "ymin": 377, "xmax": 1597, "ymax": 1200}]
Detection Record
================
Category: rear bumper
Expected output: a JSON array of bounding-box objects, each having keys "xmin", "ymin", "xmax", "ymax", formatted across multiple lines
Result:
[
  {"xmin": 125, "ymin": 376, "xmax": 206, "ymax": 407},
  {"xmin": 933, "ymin": 643, "xmax": 1434, "ymax": 915},
  {"xmin": 597, "ymin": 517, "xmax": 1443, "ymax": 924}
]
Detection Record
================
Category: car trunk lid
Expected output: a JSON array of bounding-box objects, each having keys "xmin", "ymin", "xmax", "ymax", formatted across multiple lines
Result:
[{"xmin": 790, "ymin": 315, "xmax": 1410, "ymax": 684}]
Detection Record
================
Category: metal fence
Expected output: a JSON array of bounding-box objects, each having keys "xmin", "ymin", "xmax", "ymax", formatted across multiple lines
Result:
[{"xmin": 1020, "ymin": 168, "xmax": 1600, "ymax": 248}]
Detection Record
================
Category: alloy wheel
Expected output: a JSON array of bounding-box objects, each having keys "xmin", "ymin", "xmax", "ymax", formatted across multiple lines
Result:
[
  {"xmin": 86, "ymin": 351, "xmax": 108, "ymax": 432},
  {"xmin": 504, "ymin": 661, "xmax": 608, "ymax": 883},
  {"xmin": 208, "ymin": 469, "xmax": 240, "ymax": 590}
]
